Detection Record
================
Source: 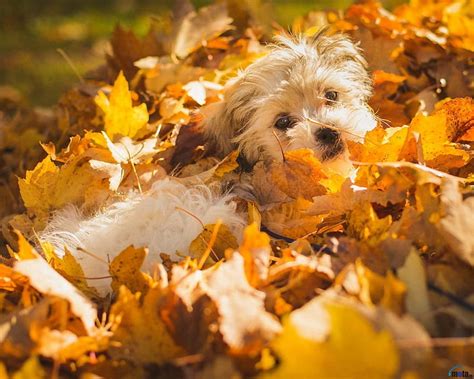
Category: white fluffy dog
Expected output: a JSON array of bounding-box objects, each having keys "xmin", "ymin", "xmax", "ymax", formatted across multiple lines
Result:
[
  {"xmin": 203, "ymin": 32, "xmax": 376, "ymax": 169},
  {"xmin": 41, "ymin": 33, "xmax": 376, "ymax": 294},
  {"xmin": 41, "ymin": 180, "xmax": 244, "ymax": 294}
]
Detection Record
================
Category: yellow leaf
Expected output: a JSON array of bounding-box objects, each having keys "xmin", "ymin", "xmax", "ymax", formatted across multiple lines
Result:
[
  {"xmin": 213, "ymin": 150, "xmax": 239, "ymax": 178},
  {"xmin": 348, "ymin": 125, "xmax": 410, "ymax": 163},
  {"xmin": 355, "ymin": 259, "xmax": 406, "ymax": 315},
  {"xmin": 7, "ymin": 230, "xmax": 39, "ymax": 260},
  {"xmin": 18, "ymin": 155, "xmax": 110, "ymax": 218},
  {"xmin": 348, "ymin": 202, "xmax": 392, "ymax": 244},
  {"xmin": 109, "ymin": 285, "xmax": 185, "ymax": 364},
  {"xmin": 265, "ymin": 304, "xmax": 399, "ymax": 379},
  {"xmin": 12, "ymin": 356, "xmax": 46, "ymax": 379},
  {"xmin": 0, "ymin": 362, "xmax": 7, "ymax": 379},
  {"xmin": 247, "ymin": 201, "xmax": 262, "ymax": 227},
  {"xmin": 238, "ymin": 223, "xmax": 272, "ymax": 286},
  {"xmin": 398, "ymin": 249, "xmax": 436, "ymax": 333},
  {"xmin": 42, "ymin": 242, "xmax": 99, "ymax": 299},
  {"xmin": 407, "ymin": 111, "xmax": 469, "ymax": 169},
  {"xmin": 109, "ymin": 246, "xmax": 154, "ymax": 294},
  {"xmin": 95, "ymin": 71, "xmax": 149, "ymax": 140},
  {"xmin": 189, "ymin": 223, "xmax": 239, "ymax": 264}
]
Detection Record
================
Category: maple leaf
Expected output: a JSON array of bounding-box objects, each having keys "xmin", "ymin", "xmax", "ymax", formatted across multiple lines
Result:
[
  {"xmin": 269, "ymin": 149, "xmax": 328, "ymax": 200},
  {"xmin": 262, "ymin": 197, "xmax": 328, "ymax": 239},
  {"xmin": 95, "ymin": 71, "xmax": 149, "ymax": 140},
  {"xmin": 406, "ymin": 111, "xmax": 470, "ymax": 169},
  {"xmin": 264, "ymin": 303, "xmax": 399, "ymax": 379},
  {"xmin": 109, "ymin": 245, "xmax": 154, "ymax": 294},
  {"xmin": 41, "ymin": 242, "xmax": 99, "ymax": 300},
  {"xmin": 348, "ymin": 202, "xmax": 392, "ymax": 244},
  {"xmin": 167, "ymin": 254, "xmax": 282, "ymax": 355},
  {"xmin": 18, "ymin": 155, "xmax": 111, "ymax": 223},
  {"xmin": 188, "ymin": 222, "xmax": 239, "ymax": 265},
  {"xmin": 109, "ymin": 285, "xmax": 185, "ymax": 364},
  {"xmin": 14, "ymin": 254, "xmax": 97, "ymax": 335},
  {"xmin": 200, "ymin": 253, "xmax": 282, "ymax": 354}
]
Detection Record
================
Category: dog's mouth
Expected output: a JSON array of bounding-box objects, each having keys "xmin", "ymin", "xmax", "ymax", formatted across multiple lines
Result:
[{"xmin": 319, "ymin": 140, "xmax": 346, "ymax": 161}]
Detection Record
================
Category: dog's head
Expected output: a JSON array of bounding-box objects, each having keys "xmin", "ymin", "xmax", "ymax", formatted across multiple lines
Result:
[{"xmin": 202, "ymin": 32, "xmax": 376, "ymax": 169}]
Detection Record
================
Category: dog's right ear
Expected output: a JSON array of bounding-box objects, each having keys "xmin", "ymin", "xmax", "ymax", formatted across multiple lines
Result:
[
  {"xmin": 200, "ymin": 75, "xmax": 257, "ymax": 157},
  {"xmin": 200, "ymin": 96, "xmax": 235, "ymax": 156}
]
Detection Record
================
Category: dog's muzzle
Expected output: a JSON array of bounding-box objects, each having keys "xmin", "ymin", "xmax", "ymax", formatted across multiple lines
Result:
[{"xmin": 315, "ymin": 127, "xmax": 345, "ymax": 160}]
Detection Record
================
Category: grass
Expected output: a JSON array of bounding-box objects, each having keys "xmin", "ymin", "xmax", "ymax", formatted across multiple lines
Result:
[{"xmin": 0, "ymin": 0, "xmax": 399, "ymax": 106}]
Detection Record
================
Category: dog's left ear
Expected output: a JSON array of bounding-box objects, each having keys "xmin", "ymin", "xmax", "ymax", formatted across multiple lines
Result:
[
  {"xmin": 200, "ymin": 75, "xmax": 257, "ymax": 157},
  {"xmin": 312, "ymin": 31, "xmax": 372, "ymax": 101}
]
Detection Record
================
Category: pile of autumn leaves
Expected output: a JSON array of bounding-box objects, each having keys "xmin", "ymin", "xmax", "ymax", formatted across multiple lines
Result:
[{"xmin": 0, "ymin": 0, "xmax": 473, "ymax": 377}]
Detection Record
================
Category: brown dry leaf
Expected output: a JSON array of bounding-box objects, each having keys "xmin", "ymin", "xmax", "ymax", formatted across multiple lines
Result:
[
  {"xmin": 262, "ymin": 197, "xmax": 328, "ymax": 239},
  {"xmin": 370, "ymin": 70, "xmax": 410, "ymax": 128},
  {"xmin": 109, "ymin": 24, "xmax": 164, "ymax": 79},
  {"xmin": 173, "ymin": 3, "xmax": 234, "ymax": 59},
  {"xmin": 109, "ymin": 246, "xmax": 154, "ymax": 294},
  {"xmin": 0, "ymin": 299, "xmax": 50, "ymax": 359},
  {"xmin": 438, "ymin": 178, "xmax": 474, "ymax": 266},
  {"xmin": 109, "ymin": 285, "xmax": 185, "ymax": 364},
  {"xmin": 264, "ymin": 253, "xmax": 334, "ymax": 313},
  {"xmin": 141, "ymin": 58, "xmax": 206, "ymax": 94},
  {"xmin": 270, "ymin": 149, "xmax": 328, "ymax": 200}
]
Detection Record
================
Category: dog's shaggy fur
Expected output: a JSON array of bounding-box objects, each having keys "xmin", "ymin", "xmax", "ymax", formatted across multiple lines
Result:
[
  {"xmin": 203, "ymin": 33, "xmax": 376, "ymax": 168},
  {"xmin": 40, "ymin": 179, "xmax": 244, "ymax": 294},
  {"xmin": 40, "ymin": 33, "xmax": 376, "ymax": 294}
]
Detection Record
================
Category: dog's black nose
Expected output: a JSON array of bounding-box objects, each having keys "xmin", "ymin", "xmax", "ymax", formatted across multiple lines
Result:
[{"xmin": 315, "ymin": 127, "xmax": 340, "ymax": 145}]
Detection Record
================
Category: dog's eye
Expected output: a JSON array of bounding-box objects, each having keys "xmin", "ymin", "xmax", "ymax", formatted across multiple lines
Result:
[
  {"xmin": 274, "ymin": 114, "xmax": 294, "ymax": 130},
  {"xmin": 324, "ymin": 91, "xmax": 338, "ymax": 103}
]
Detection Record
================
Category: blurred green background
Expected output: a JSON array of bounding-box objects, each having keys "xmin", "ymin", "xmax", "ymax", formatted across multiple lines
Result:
[{"xmin": 0, "ymin": 0, "xmax": 401, "ymax": 106}]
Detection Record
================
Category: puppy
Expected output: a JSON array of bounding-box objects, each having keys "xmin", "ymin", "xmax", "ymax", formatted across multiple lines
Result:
[
  {"xmin": 40, "ymin": 32, "xmax": 375, "ymax": 295},
  {"xmin": 202, "ymin": 32, "xmax": 376, "ymax": 170}
]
